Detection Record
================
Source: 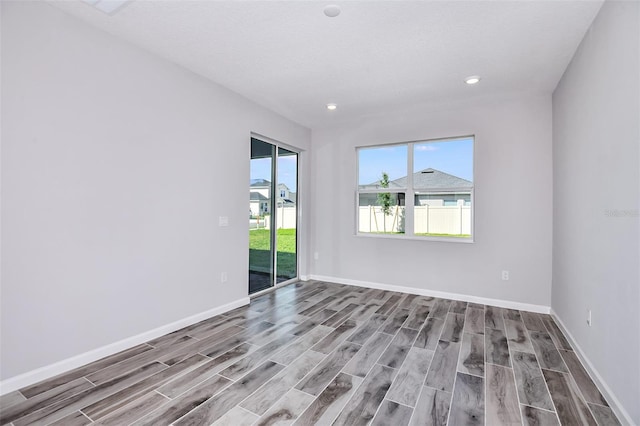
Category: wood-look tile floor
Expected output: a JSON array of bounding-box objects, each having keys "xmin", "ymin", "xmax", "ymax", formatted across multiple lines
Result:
[{"xmin": 0, "ymin": 281, "xmax": 622, "ymax": 426}]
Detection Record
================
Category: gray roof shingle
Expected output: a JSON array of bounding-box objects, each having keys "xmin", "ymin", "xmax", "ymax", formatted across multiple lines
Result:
[
  {"xmin": 250, "ymin": 191, "xmax": 268, "ymax": 201},
  {"xmin": 363, "ymin": 168, "xmax": 472, "ymax": 190}
]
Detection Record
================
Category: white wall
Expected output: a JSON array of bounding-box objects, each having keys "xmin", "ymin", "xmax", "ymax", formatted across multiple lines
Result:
[
  {"xmin": 0, "ymin": 1, "xmax": 310, "ymax": 381},
  {"xmin": 310, "ymin": 95, "xmax": 553, "ymax": 307},
  {"xmin": 552, "ymin": 1, "xmax": 639, "ymax": 423}
]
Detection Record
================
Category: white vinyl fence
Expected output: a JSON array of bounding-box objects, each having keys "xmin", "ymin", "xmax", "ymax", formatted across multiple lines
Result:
[
  {"xmin": 359, "ymin": 205, "xmax": 471, "ymax": 235},
  {"xmin": 265, "ymin": 206, "xmax": 297, "ymax": 229}
]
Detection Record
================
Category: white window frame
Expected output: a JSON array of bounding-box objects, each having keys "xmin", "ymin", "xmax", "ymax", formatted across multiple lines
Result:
[{"xmin": 355, "ymin": 136, "xmax": 474, "ymax": 243}]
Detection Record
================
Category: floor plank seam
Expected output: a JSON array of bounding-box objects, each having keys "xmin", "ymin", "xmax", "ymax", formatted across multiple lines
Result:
[
  {"xmin": 5, "ymin": 280, "xmax": 623, "ymax": 426},
  {"xmin": 520, "ymin": 313, "xmax": 561, "ymax": 423}
]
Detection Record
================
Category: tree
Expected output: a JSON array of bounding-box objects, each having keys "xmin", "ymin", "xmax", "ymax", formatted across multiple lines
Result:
[{"xmin": 377, "ymin": 172, "xmax": 392, "ymax": 232}]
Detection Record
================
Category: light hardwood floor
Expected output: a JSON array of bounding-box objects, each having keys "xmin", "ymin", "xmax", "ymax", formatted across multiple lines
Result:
[{"xmin": 0, "ymin": 280, "xmax": 622, "ymax": 425}]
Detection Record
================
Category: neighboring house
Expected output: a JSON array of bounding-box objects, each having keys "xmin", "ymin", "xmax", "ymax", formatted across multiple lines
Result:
[
  {"xmin": 359, "ymin": 168, "xmax": 472, "ymax": 207},
  {"xmin": 277, "ymin": 185, "xmax": 296, "ymax": 205},
  {"xmin": 249, "ymin": 191, "xmax": 269, "ymax": 217},
  {"xmin": 250, "ymin": 179, "xmax": 295, "ymax": 216},
  {"xmin": 250, "ymin": 179, "xmax": 271, "ymax": 198}
]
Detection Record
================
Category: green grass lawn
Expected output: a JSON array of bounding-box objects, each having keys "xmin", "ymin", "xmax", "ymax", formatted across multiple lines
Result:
[
  {"xmin": 249, "ymin": 228, "xmax": 297, "ymax": 278},
  {"xmin": 362, "ymin": 231, "xmax": 470, "ymax": 238},
  {"xmin": 415, "ymin": 233, "xmax": 471, "ymax": 238}
]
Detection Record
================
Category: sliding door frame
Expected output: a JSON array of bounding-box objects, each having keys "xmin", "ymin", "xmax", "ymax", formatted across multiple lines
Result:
[{"xmin": 249, "ymin": 133, "xmax": 301, "ymax": 296}]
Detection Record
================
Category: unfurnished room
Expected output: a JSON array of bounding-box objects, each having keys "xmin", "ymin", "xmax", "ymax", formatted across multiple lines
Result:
[{"xmin": 0, "ymin": 0, "xmax": 638, "ymax": 425}]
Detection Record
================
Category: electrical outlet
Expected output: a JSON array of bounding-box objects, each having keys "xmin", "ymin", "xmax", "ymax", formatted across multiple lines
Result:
[
  {"xmin": 220, "ymin": 272, "xmax": 228, "ymax": 283},
  {"xmin": 219, "ymin": 216, "xmax": 229, "ymax": 227},
  {"xmin": 314, "ymin": 252, "xmax": 319, "ymax": 260},
  {"xmin": 587, "ymin": 309, "xmax": 592, "ymax": 327},
  {"xmin": 501, "ymin": 270, "xmax": 509, "ymax": 281}
]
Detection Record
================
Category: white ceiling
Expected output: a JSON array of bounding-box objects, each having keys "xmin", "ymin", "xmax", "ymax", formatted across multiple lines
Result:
[{"xmin": 49, "ymin": 0, "xmax": 603, "ymax": 128}]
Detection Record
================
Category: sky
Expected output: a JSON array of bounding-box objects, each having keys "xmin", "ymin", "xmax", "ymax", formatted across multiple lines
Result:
[
  {"xmin": 250, "ymin": 137, "xmax": 473, "ymax": 192},
  {"xmin": 358, "ymin": 137, "xmax": 473, "ymax": 185}
]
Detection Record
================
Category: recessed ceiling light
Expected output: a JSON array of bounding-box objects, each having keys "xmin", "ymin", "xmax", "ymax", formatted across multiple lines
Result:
[
  {"xmin": 465, "ymin": 76, "xmax": 481, "ymax": 85},
  {"xmin": 324, "ymin": 5, "xmax": 341, "ymax": 18},
  {"xmin": 326, "ymin": 103, "xmax": 337, "ymax": 111}
]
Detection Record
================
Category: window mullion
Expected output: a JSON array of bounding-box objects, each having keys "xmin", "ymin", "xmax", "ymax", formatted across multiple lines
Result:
[{"xmin": 405, "ymin": 143, "xmax": 415, "ymax": 236}]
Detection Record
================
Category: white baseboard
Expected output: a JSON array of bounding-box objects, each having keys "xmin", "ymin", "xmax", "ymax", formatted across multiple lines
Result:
[
  {"xmin": 299, "ymin": 275, "xmax": 310, "ymax": 281},
  {"xmin": 0, "ymin": 297, "xmax": 249, "ymax": 396},
  {"xmin": 550, "ymin": 309, "xmax": 634, "ymax": 426},
  {"xmin": 309, "ymin": 274, "xmax": 551, "ymax": 314}
]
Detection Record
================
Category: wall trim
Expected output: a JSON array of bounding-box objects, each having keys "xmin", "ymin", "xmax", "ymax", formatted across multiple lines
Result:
[
  {"xmin": 550, "ymin": 309, "xmax": 634, "ymax": 426},
  {"xmin": 0, "ymin": 297, "xmax": 249, "ymax": 395},
  {"xmin": 309, "ymin": 274, "xmax": 551, "ymax": 314}
]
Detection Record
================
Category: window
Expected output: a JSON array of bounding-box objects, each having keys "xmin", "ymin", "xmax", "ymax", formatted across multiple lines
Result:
[{"xmin": 357, "ymin": 136, "xmax": 473, "ymax": 240}]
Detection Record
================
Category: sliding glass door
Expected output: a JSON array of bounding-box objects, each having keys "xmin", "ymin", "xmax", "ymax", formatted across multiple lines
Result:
[
  {"xmin": 275, "ymin": 147, "xmax": 298, "ymax": 283},
  {"xmin": 249, "ymin": 138, "xmax": 298, "ymax": 294},
  {"xmin": 249, "ymin": 139, "xmax": 274, "ymax": 293}
]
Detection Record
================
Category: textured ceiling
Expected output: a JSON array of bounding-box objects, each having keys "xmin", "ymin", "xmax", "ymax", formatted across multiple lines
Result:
[{"xmin": 49, "ymin": 0, "xmax": 603, "ymax": 128}]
